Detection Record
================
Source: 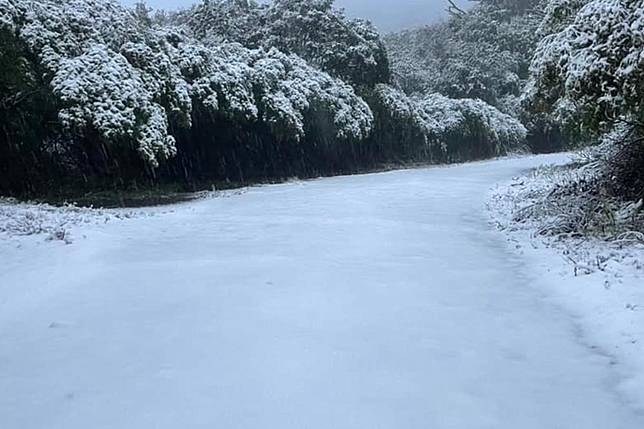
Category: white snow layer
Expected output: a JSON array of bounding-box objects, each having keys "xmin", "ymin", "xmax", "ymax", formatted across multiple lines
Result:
[
  {"xmin": 489, "ymin": 157, "xmax": 644, "ymax": 412},
  {"xmin": 1, "ymin": 154, "xmax": 643, "ymax": 428}
]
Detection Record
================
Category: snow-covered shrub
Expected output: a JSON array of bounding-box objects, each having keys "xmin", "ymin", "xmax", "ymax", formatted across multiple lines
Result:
[
  {"xmin": 600, "ymin": 126, "xmax": 644, "ymax": 201},
  {"xmin": 187, "ymin": 0, "xmax": 264, "ymax": 46},
  {"xmin": 384, "ymin": 26, "xmax": 447, "ymax": 97},
  {"xmin": 370, "ymin": 85, "xmax": 433, "ymax": 136},
  {"xmin": 383, "ymin": 0, "xmax": 577, "ymax": 155},
  {"xmin": 0, "ymin": 199, "xmax": 101, "ymax": 238},
  {"xmin": 5, "ymin": 0, "xmax": 178, "ymax": 166},
  {"xmin": 0, "ymin": 197, "xmax": 149, "ymax": 242},
  {"xmin": 8, "ymin": 0, "xmax": 373, "ymax": 163},
  {"xmin": 523, "ymin": 0, "xmax": 644, "ymax": 200},
  {"xmin": 187, "ymin": 0, "xmax": 391, "ymax": 88},
  {"xmin": 537, "ymin": 0, "xmax": 590, "ymax": 34},
  {"xmin": 417, "ymin": 94, "xmax": 528, "ymax": 160},
  {"xmin": 0, "ymin": 0, "xmax": 17, "ymax": 31},
  {"xmin": 493, "ymin": 142, "xmax": 644, "ymax": 241},
  {"xmin": 263, "ymin": 0, "xmax": 390, "ymax": 88},
  {"xmin": 523, "ymin": 0, "xmax": 644, "ymax": 132},
  {"xmin": 51, "ymin": 43, "xmax": 177, "ymax": 166},
  {"xmin": 1, "ymin": 0, "xmax": 377, "ymax": 194},
  {"xmin": 183, "ymin": 43, "xmax": 373, "ymax": 141},
  {"xmin": 0, "ymin": 0, "xmax": 555, "ymax": 197},
  {"xmin": 363, "ymin": 84, "xmax": 440, "ymax": 162},
  {"xmin": 366, "ymin": 85, "xmax": 527, "ymax": 162}
]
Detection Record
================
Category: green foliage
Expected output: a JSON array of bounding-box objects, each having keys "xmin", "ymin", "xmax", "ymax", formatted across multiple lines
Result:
[{"xmin": 0, "ymin": 27, "xmax": 63, "ymax": 195}]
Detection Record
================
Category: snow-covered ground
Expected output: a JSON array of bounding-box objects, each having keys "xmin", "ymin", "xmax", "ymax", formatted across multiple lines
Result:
[
  {"xmin": 1, "ymin": 154, "xmax": 643, "ymax": 428},
  {"xmin": 489, "ymin": 158, "xmax": 644, "ymax": 412}
]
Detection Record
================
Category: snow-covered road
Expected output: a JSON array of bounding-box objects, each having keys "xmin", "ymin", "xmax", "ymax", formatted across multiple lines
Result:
[{"xmin": 1, "ymin": 154, "xmax": 643, "ymax": 428}]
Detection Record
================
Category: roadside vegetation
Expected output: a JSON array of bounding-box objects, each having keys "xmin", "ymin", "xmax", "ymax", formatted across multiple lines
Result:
[
  {"xmin": 0, "ymin": 0, "xmax": 532, "ymax": 199},
  {"xmin": 0, "ymin": 0, "xmax": 641, "ymax": 229},
  {"xmin": 501, "ymin": 0, "xmax": 643, "ymax": 241}
]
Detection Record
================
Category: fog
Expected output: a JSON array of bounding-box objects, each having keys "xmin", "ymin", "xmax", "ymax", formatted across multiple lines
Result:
[
  {"xmin": 334, "ymin": 0, "xmax": 461, "ymax": 32},
  {"xmin": 121, "ymin": 0, "xmax": 471, "ymax": 32}
]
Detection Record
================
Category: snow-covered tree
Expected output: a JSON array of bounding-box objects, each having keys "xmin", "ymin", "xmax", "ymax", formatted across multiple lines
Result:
[
  {"xmin": 0, "ymin": 0, "xmax": 540, "ymax": 196},
  {"xmin": 187, "ymin": 0, "xmax": 264, "ymax": 46},
  {"xmin": 364, "ymin": 84, "xmax": 440, "ymax": 162},
  {"xmin": 262, "ymin": 0, "xmax": 390, "ymax": 88},
  {"xmin": 385, "ymin": 1, "xmax": 545, "ymax": 105},
  {"xmin": 385, "ymin": 0, "xmax": 581, "ymax": 154},
  {"xmin": 1, "ymin": 0, "xmax": 373, "ymax": 168},
  {"xmin": 368, "ymin": 85, "xmax": 527, "ymax": 162},
  {"xmin": 523, "ymin": 0, "xmax": 644, "ymax": 198},
  {"xmin": 2, "ymin": 0, "xmax": 178, "ymax": 166},
  {"xmin": 187, "ymin": 0, "xmax": 391, "ymax": 88},
  {"xmin": 476, "ymin": 0, "xmax": 542, "ymax": 13},
  {"xmin": 537, "ymin": 0, "xmax": 590, "ymax": 34},
  {"xmin": 523, "ymin": 0, "xmax": 644, "ymax": 133},
  {"xmin": 417, "ymin": 93, "xmax": 528, "ymax": 160}
]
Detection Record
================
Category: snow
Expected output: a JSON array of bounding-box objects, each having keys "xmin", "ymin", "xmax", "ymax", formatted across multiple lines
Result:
[
  {"xmin": 489, "ymin": 155, "xmax": 644, "ymax": 410},
  {"xmin": 0, "ymin": 198, "xmax": 158, "ymax": 244},
  {"xmin": 524, "ymin": 0, "xmax": 644, "ymax": 127},
  {"xmin": 1, "ymin": 154, "xmax": 644, "ymax": 428},
  {"xmin": 371, "ymin": 84, "xmax": 527, "ymax": 153},
  {"xmin": 4, "ymin": 0, "xmax": 374, "ymax": 168},
  {"xmin": 417, "ymin": 93, "xmax": 528, "ymax": 147}
]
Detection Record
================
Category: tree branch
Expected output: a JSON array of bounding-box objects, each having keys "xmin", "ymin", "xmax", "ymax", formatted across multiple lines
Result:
[{"xmin": 446, "ymin": 0, "xmax": 466, "ymax": 17}]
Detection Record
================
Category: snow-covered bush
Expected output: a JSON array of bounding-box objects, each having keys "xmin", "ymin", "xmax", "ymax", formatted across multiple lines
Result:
[
  {"xmin": 187, "ymin": 0, "xmax": 391, "ymax": 88},
  {"xmin": 3, "ymin": 0, "xmax": 180, "ymax": 165},
  {"xmin": 384, "ymin": 26, "xmax": 448, "ymax": 97},
  {"xmin": 0, "ymin": 0, "xmax": 376, "ymax": 193},
  {"xmin": 0, "ymin": 0, "xmax": 543, "ymax": 197},
  {"xmin": 383, "ymin": 0, "xmax": 573, "ymax": 154},
  {"xmin": 363, "ymin": 84, "xmax": 439, "ymax": 162},
  {"xmin": 183, "ymin": 43, "xmax": 373, "ymax": 141},
  {"xmin": 188, "ymin": 0, "xmax": 263, "ymax": 46},
  {"xmin": 369, "ymin": 85, "xmax": 433, "ymax": 138},
  {"xmin": 51, "ymin": 43, "xmax": 178, "ymax": 166},
  {"xmin": 262, "ymin": 0, "xmax": 390, "ymax": 88},
  {"xmin": 523, "ymin": 0, "xmax": 644, "ymax": 200},
  {"xmin": 418, "ymin": 94, "xmax": 528, "ymax": 160},
  {"xmin": 537, "ymin": 0, "xmax": 590, "ymax": 34},
  {"xmin": 0, "ymin": 0, "xmax": 17, "ymax": 31},
  {"xmin": 367, "ymin": 85, "xmax": 527, "ymax": 162},
  {"xmin": 493, "ymin": 143, "xmax": 644, "ymax": 241},
  {"xmin": 523, "ymin": 0, "xmax": 644, "ymax": 132},
  {"xmin": 0, "ymin": 197, "xmax": 149, "ymax": 242}
]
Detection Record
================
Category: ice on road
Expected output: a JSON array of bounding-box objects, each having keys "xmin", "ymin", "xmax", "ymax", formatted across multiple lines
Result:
[{"xmin": 1, "ymin": 155, "xmax": 642, "ymax": 428}]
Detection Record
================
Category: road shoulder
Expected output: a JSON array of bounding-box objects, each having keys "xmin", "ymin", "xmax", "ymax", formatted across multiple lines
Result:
[{"xmin": 488, "ymin": 158, "xmax": 644, "ymax": 411}]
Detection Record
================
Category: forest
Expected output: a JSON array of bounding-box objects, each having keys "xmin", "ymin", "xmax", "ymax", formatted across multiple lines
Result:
[{"xmin": 0, "ymin": 0, "xmax": 642, "ymax": 206}]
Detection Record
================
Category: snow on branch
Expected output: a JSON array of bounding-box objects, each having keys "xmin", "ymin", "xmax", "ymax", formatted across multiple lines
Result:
[{"xmin": 3, "ymin": 0, "xmax": 374, "ymax": 168}]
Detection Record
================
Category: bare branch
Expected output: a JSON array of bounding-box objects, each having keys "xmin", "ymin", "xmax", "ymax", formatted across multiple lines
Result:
[{"xmin": 446, "ymin": 0, "xmax": 466, "ymax": 17}]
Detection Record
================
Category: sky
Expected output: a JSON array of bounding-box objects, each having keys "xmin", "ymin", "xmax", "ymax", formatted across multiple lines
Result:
[{"xmin": 121, "ymin": 0, "xmax": 471, "ymax": 33}]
